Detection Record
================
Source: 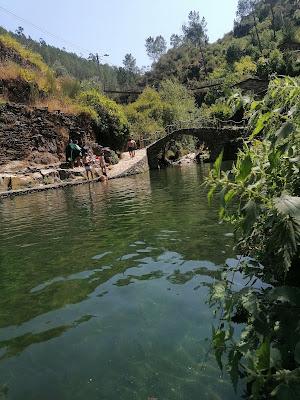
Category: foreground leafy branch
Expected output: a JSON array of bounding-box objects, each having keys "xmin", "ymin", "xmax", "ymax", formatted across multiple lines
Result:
[{"xmin": 206, "ymin": 76, "xmax": 300, "ymax": 399}]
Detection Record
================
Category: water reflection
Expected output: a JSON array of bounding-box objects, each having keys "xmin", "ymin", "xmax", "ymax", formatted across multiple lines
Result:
[{"xmin": 0, "ymin": 165, "xmax": 239, "ymax": 400}]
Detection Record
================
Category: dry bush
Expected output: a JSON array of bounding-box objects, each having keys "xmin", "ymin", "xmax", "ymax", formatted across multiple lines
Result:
[
  {"xmin": 34, "ymin": 97, "xmax": 97, "ymax": 120},
  {"xmin": 0, "ymin": 62, "xmax": 21, "ymax": 80}
]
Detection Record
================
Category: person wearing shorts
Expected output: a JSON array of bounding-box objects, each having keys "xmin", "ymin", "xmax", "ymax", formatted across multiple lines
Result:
[
  {"xmin": 127, "ymin": 138, "xmax": 136, "ymax": 158},
  {"xmin": 83, "ymin": 154, "xmax": 94, "ymax": 180}
]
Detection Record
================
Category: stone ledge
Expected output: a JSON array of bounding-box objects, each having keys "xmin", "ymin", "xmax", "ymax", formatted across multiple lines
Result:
[{"xmin": 0, "ymin": 158, "xmax": 149, "ymax": 199}]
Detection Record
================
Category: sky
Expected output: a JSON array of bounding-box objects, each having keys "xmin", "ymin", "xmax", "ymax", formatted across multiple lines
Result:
[{"xmin": 0, "ymin": 0, "xmax": 239, "ymax": 67}]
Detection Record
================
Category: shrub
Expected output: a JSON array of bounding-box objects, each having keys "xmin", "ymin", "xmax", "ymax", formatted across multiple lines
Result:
[
  {"xmin": 204, "ymin": 101, "xmax": 233, "ymax": 120},
  {"xmin": 58, "ymin": 76, "xmax": 81, "ymax": 98},
  {"xmin": 226, "ymin": 42, "xmax": 244, "ymax": 64},
  {"xmin": 108, "ymin": 150, "xmax": 119, "ymax": 165},
  {"xmin": 77, "ymin": 89, "xmax": 129, "ymax": 150},
  {"xmin": 206, "ymin": 76, "xmax": 300, "ymax": 399},
  {"xmin": 234, "ymin": 56, "xmax": 257, "ymax": 76},
  {"xmin": 125, "ymin": 87, "xmax": 173, "ymax": 141}
]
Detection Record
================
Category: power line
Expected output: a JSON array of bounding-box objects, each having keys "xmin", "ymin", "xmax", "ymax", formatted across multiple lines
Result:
[{"xmin": 0, "ymin": 4, "xmax": 108, "ymax": 57}]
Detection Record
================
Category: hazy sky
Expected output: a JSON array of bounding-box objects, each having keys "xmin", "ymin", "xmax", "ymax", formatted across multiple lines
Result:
[{"xmin": 0, "ymin": 0, "xmax": 239, "ymax": 67}]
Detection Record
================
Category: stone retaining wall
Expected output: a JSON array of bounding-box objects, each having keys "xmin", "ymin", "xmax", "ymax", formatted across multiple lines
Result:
[
  {"xmin": 110, "ymin": 154, "xmax": 149, "ymax": 179},
  {"xmin": 0, "ymin": 102, "xmax": 96, "ymax": 167},
  {"xmin": 0, "ymin": 166, "xmax": 103, "ymax": 193}
]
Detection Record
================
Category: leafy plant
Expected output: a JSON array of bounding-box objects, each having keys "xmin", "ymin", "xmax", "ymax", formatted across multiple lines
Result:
[
  {"xmin": 206, "ymin": 76, "xmax": 300, "ymax": 398},
  {"xmin": 77, "ymin": 89, "xmax": 129, "ymax": 150}
]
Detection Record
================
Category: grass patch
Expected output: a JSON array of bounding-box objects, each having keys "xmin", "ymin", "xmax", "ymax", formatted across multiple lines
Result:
[{"xmin": 35, "ymin": 97, "xmax": 98, "ymax": 120}]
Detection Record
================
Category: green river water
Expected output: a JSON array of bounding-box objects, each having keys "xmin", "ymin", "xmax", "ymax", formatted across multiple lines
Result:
[{"xmin": 0, "ymin": 165, "xmax": 241, "ymax": 400}]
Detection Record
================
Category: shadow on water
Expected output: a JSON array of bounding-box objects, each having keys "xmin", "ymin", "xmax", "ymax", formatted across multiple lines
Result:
[{"xmin": 0, "ymin": 163, "xmax": 240, "ymax": 400}]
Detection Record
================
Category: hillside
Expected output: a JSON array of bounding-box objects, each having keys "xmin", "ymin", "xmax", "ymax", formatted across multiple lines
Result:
[
  {"xmin": 0, "ymin": 33, "xmax": 131, "ymax": 173},
  {"xmin": 0, "ymin": 25, "xmax": 140, "ymax": 93},
  {"xmin": 145, "ymin": 0, "xmax": 300, "ymax": 88},
  {"xmin": 1, "ymin": 0, "xmax": 300, "ymax": 163}
]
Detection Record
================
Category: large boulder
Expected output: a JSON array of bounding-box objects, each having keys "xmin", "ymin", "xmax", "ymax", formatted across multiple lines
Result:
[{"xmin": 0, "ymin": 174, "xmax": 12, "ymax": 192}]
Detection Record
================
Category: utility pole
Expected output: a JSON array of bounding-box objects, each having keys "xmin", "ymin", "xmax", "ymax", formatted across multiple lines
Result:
[{"xmin": 95, "ymin": 52, "xmax": 109, "ymax": 91}]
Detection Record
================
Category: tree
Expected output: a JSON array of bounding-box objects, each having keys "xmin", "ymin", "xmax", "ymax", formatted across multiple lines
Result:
[
  {"xmin": 170, "ymin": 34, "xmax": 182, "ymax": 49},
  {"xmin": 88, "ymin": 53, "xmax": 97, "ymax": 63},
  {"xmin": 265, "ymin": 0, "xmax": 277, "ymax": 40},
  {"xmin": 236, "ymin": 0, "xmax": 262, "ymax": 53},
  {"xmin": 125, "ymin": 88, "xmax": 173, "ymax": 140},
  {"xmin": 52, "ymin": 60, "xmax": 69, "ymax": 77},
  {"xmin": 159, "ymin": 79, "xmax": 198, "ymax": 122},
  {"xmin": 182, "ymin": 11, "xmax": 209, "ymax": 76},
  {"xmin": 145, "ymin": 35, "xmax": 167, "ymax": 63},
  {"xmin": 77, "ymin": 89, "xmax": 129, "ymax": 150},
  {"xmin": 123, "ymin": 53, "xmax": 138, "ymax": 74},
  {"xmin": 15, "ymin": 26, "xmax": 24, "ymax": 37},
  {"xmin": 226, "ymin": 41, "xmax": 244, "ymax": 64}
]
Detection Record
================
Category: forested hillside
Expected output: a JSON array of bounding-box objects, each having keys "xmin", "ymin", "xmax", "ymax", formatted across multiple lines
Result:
[
  {"xmin": 1, "ymin": 0, "xmax": 299, "ymax": 154},
  {"xmin": 0, "ymin": 25, "xmax": 140, "ymax": 93},
  {"xmin": 145, "ymin": 0, "xmax": 300, "ymax": 87},
  {"xmin": 1, "ymin": 0, "xmax": 299, "ymax": 100}
]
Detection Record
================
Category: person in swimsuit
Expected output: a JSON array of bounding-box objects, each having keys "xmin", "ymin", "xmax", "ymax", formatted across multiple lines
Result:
[
  {"xmin": 98, "ymin": 150, "xmax": 108, "ymax": 177},
  {"xmin": 83, "ymin": 153, "xmax": 94, "ymax": 180},
  {"xmin": 127, "ymin": 138, "xmax": 137, "ymax": 158}
]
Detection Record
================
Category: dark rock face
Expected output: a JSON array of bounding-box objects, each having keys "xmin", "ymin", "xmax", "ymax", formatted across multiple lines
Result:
[
  {"xmin": 0, "ymin": 102, "xmax": 96, "ymax": 166},
  {"xmin": 0, "ymin": 78, "xmax": 43, "ymax": 104}
]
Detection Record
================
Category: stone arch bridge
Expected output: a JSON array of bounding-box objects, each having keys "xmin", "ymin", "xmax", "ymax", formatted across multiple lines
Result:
[{"xmin": 146, "ymin": 119, "xmax": 248, "ymax": 169}]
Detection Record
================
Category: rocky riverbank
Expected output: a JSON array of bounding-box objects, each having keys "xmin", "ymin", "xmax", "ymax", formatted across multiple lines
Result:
[{"xmin": 0, "ymin": 149, "xmax": 149, "ymax": 198}]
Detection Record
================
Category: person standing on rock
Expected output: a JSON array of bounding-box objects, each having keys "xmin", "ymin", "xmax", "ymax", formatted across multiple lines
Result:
[
  {"xmin": 65, "ymin": 139, "xmax": 73, "ymax": 164},
  {"xmin": 73, "ymin": 140, "xmax": 82, "ymax": 167},
  {"xmin": 127, "ymin": 137, "xmax": 137, "ymax": 158},
  {"xmin": 98, "ymin": 148, "xmax": 108, "ymax": 177},
  {"xmin": 83, "ymin": 152, "xmax": 94, "ymax": 180}
]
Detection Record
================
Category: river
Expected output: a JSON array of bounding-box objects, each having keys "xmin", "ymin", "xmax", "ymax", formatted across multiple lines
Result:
[{"xmin": 0, "ymin": 164, "xmax": 240, "ymax": 400}]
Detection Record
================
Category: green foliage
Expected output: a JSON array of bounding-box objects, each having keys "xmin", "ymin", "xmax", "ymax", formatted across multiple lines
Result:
[
  {"xmin": 159, "ymin": 78, "xmax": 198, "ymax": 121},
  {"xmin": 204, "ymin": 101, "xmax": 233, "ymax": 120},
  {"xmin": 58, "ymin": 76, "xmax": 81, "ymax": 98},
  {"xmin": 145, "ymin": 36, "xmax": 167, "ymax": 63},
  {"xmin": 0, "ymin": 34, "xmax": 50, "ymax": 73},
  {"xmin": 226, "ymin": 41, "xmax": 244, "ymax": 64},
  {"xmin": 125, "ymin": 80, "xmax": 199, "ymax": 145},
  {"xmin": 124, "ymin": 87, "xmax": 173, "ymax": 141},
  {"xmin": 234, "ymin": 56, "xmax": 257, "ymax": 76},
  {"xmin": 206, "ymin": 76, "xmax": 300, "ymax": 398},
  {"xmin": 77, "ymin": 89, "xmax": 129, "ymax": 150}
]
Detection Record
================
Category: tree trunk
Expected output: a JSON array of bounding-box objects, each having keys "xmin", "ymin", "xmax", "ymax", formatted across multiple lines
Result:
[
  {"xmin": 252, "ymin": 12, "xmax": 263, "ymax": 53},
  {"xmin": 269, "ymin": 2, "xmax": 276, "ymax": 41},
  {"xmin": 199, "ymin": 45, "xmax": 208, "ymax": 77}
]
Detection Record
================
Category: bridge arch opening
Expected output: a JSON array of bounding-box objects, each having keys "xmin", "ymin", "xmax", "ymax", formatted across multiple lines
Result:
[{"xmin": 146, "ymin": 125, "xmax": 246, "ymax": 170}]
